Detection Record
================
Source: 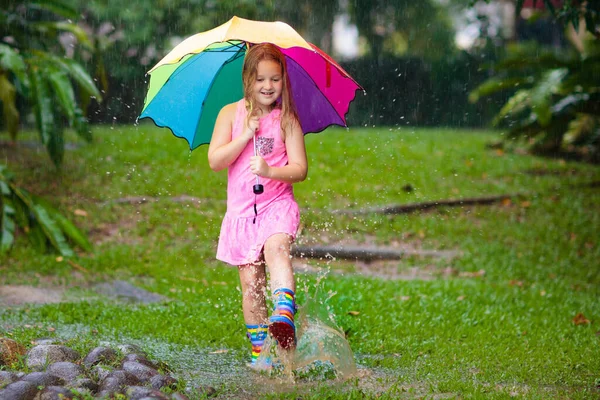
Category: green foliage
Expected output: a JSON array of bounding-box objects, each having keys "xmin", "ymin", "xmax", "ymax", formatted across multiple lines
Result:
[
  {"xmin": 0, "ymin": 0, "xmax": 101, "ymax": 168},
  {"xmin": 0, "ymin": 163, "xmax": 91, "ymax": 256},
  {"xmin": 470, "ymin": 38, "xmax": 600, "ymax": 161}
]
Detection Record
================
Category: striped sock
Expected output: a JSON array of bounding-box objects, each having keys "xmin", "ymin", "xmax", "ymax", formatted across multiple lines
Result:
[
  {"xmin": 246, "ymin": 324, "xmax": 268, "ymax": 364},
  {"xmin": 268, "ymin": 288, "xmax": 296, "ymax": 348}
]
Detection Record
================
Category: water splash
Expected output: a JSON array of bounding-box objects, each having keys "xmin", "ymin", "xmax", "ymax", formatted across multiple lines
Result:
[{"xmin": 256, "ymin": 274, "xmax": 357, "ymax": 380}]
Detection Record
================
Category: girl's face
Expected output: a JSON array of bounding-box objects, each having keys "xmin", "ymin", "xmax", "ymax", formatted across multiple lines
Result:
[{"xmin": 252, "ymin": 59, "xmax": 283, "ymax": 112}]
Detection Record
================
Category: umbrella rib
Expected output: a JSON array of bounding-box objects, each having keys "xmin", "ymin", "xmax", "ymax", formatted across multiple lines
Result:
[{"xmin": 190, "ymin": 45, "xmax": 246, "ymax": 148}]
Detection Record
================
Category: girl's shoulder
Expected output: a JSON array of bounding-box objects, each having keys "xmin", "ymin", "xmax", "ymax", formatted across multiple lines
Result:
[{"xmin": 218, "ymin": 100, "xmax": 244, "ymax": 120}]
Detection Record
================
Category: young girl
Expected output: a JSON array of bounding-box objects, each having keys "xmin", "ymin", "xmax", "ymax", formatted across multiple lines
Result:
[{"xmin": 207, "ymin": 43, "xmax": 307, "ymax": 368}]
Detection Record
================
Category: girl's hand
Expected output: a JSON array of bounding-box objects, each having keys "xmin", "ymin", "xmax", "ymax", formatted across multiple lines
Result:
[
  {"xmin": 243, "ymin": 116, "xmax": 260, "ymax": 141},
  {"xmin": 249, "ymin": 156, "xmax": 270, "ymax": 177}
]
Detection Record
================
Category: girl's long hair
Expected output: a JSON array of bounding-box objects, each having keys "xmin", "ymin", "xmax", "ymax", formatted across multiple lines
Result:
[{"xmin": 242, "ymin": 43, "xmax": 299, "ymax": 138}]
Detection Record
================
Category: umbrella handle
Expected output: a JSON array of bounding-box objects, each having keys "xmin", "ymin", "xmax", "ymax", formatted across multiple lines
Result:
[{"xmin": 253, "ymin": 132, "xmax": 264, "ymax": 195}]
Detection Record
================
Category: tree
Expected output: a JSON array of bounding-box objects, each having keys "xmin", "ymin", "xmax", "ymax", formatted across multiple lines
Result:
[
  {"xmin": 348, "ymin": 0, "xmax": 455, "ymax": 60},
  {"xmin": 469, "ymin": 0, "xmax": 600, "ymax": 161},
  {"xmin": 0, "ymin": 0, "xmax": 102, "ymax": 168}
]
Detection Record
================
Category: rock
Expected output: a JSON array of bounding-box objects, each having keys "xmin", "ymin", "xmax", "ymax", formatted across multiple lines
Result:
[
  {"xmin": 91, "ymin": 365, "xmax": 112, "ymax": 382},
  {"xmin": 122, "ymin": 361, "xmax": 159, "ymax": 383},
  {"xmin": 0, "ymin": 370, "xmax": 19, "ymax": 388},
  {"xmin": 94, "ymin": 280, "xmax": 167, "ymax": 304},
  {"xmin": 0, "ymin": 337, "xmax": 27, "ymax": 366},
  {"xmin": 122, "ymin": 353, "xmax": 159, "ymax": 369},
  {"xmin": 46, "ymin": 362, "xmax": 85, "ymax": 384},
  {"xmin": 171, "ymin": 393, "xmax": 190, "ymax": 400},
  {"xmin": 97, "ymin": 378, "xmax": 123, "ymax": 398},
  {"xmin": 21, "ymin": 371, "xmax": 65, "ymax": 387},
  {"xmin": 117, "ymin": 344, "xmax": 147, "ymax": 357},
  {"xmin": 26, "ymin": 345, "xmax": 80, "ymax": 370},
  {"xmin": 83, "ymin": 346, "xmax": 118, "ymax": 368},
  {"xmin": 126, "ymin": 386, "xmax": 170, "ymax": 400},
  {"xmin": 150, "ymin": 374, "xmax": 178, "ymax": 390},
  {"xmin": 100, "ymin": 370, "xmax": 140, "ymax": 389},
  {"xmin": 68, "ymin": 378, "xmax": 98, "ymax": 393},
  {"xmin": 0, "ymin": 380, "xmax": 39, "ymax": 400},
  {"xmin": 36, "ymin": 386, "xmax": 75, "ymax": 400}
]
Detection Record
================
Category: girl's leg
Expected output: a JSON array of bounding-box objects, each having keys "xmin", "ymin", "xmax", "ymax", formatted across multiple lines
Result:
[
  {"xmin": 263, "ymin": 233, "xmax": 295, "ymax": 292},
  {"xmin": 264, "ymin": 233, "xmax": 296, "ymax": 349},
  {"xmin": 238, "ymin": 263, "xmax": 269, "ymax": 366},
  {"xmin": 238, "ymin": 263, "xmax": 268, "ymax": 324}
]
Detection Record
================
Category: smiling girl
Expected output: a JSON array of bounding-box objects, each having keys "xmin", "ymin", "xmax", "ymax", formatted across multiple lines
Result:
[{"xmin": 208, "ymin": 43, "xmax": 307, "ymax": 369}]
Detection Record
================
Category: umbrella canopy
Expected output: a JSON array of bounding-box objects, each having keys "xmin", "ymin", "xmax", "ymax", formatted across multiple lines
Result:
[{"xmin": 139, "ymin": 16, "xmax": 362, "ymax": 150}]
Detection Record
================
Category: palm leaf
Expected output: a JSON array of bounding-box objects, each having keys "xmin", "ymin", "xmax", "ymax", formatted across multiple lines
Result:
[
  {"xmin": 29, "ymin": 67, "xmax": 55, "ymax": 145},
  {"xmin": 0, "ymin": 44, "xmax": 29, "ymax": 90},
  {"xmin": 46, "ymin": 125, "xmax": 65, "ymax": 169},
  {"xmin": 32, "ymin": 194, "xmax": 92, "ymax": 252},
  {"xmin": 46, "ymin": 66, "xmax": 76, "ymax": 123},
  {"xmin": 469, "ymin": 77, "xmax": 531, "ymax": 103},
  {"xmin": 530, "ymin": 68, "xmax": 568, "ymax": 126},
  {"xmin": 492, "ymin": 90, "xmax": 531, "ymax": 126},
  {"xmin": 28, "ymin": 223, "xmax": 48, "ymax": 253},
  {"xmin": 1, "ymin": 201, "xmax": 15, "ymax": 253},
  {"xmin": 45, "ymin": 54, "xmax": 102, "ymax": 101},
  {"xmin": 28, "ymin": 0, "xmax": 78, "ymax": 20},
  {"xmin": 73, "ymin": 107, "xmax": 92, "ymax": 143},
  {"xmin": 32, "ymin": 204, "xmax": 74, "ymax": 257},
  {"xmin": 0, "ymin": 72, "xmax": 20, "ymax": 140}
]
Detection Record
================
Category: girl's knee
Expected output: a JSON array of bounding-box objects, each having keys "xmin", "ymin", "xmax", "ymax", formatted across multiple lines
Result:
[{"xmin": 264, "ymin": 234, "xmax": 292, "ymax": 255}]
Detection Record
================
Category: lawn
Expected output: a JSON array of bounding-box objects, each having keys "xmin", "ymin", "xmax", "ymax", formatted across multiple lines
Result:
[{"xmin": 1, "ymin": 123, "xmax": 599, "ymax": 399}]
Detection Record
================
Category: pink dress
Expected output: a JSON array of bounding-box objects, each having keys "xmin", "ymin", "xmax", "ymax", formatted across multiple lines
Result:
[{"xmin": 216, "ymin": 99, "xmax": 300, "ymax": 266}]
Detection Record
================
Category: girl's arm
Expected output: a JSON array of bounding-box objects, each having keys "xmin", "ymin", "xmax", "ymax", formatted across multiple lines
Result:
[
  {"xmin": 250, "ymin": 119, "xmax": 308, "ymax": 183},
  {"xmin": 208, "ymin": 103, "xmax": 257, "ymax": 171}
]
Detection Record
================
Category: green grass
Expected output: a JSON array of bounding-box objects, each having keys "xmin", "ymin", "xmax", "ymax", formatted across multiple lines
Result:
[{"xmin": 1, "ymin": 124, "xmax": 599, "ymax": 399}]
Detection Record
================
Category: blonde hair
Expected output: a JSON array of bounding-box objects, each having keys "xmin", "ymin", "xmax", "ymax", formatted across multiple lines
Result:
[{"xmin": 242, "ymin": 43, "xmax": 299, "ymax": 138}]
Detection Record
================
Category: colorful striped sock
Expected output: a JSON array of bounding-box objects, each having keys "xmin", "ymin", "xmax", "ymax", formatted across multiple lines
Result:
[
  {"xmin": 268, "ymin": 288, "xmax": 296, "ymax": 349},
  {"xmin": 246, "ymin": 324, "xmax": 268, "ymax": 364}
]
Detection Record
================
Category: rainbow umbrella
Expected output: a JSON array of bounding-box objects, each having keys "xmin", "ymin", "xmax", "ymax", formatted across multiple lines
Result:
[{"xmin": 139, "ymin": 16, "xmax": 362, "ymax": 150}]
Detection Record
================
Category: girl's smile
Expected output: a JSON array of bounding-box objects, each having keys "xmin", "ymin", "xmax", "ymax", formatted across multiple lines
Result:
[{"xmin": 253, "ymin": 60, "xmax": 283, "ymax": 112}]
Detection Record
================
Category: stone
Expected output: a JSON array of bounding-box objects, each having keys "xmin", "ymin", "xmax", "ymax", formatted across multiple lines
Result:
[
  {"xmin": 46, "ymin": 362, "xmax": 85, "ymax": 383},
  {"xmin": 0, "ymin": 380, "xmax": 39, "ymax": 400},
  {"xmin": 171, "ymin": 393, "xmax": 190, "ymax": 400},
  {"xmin": 122, "ymin": 353, "xmax": 159, "ymax": 369},
  {"xmin": 91, "ymin": 364, "xmax": 112, "ymax": 382},
  {"xmin": 26, "ymin": 345, "xmax": 80, "ymax": 370},
  {"xmin": 122, "ymin": 361, "xmax": 159, "ymax": 383},
  {"xmin": 21, "ymin": 371, "xmax": 65, "ymax": 387},
  {"xmin": 82, "ymin": 346, "xmax": 118, "ymax": 368},
  {"xmin": 150, "ymin": 374, "xmax": 178, "ymax": 390},
  {"xmin": 36, "ymin": 386, "xmax": 75, "ymax": 400},
  {"xmin": 126, "ymin": 386, "xmax": 170, "ymax": 400},
  {"xmin": 97, "ymin": 378, "xmax": 123, "ymax": 398},
  {"xmin": 0, "ymin": 337, "xmax": 26, "ymax": 366},
  {"xmin": 100, "ymin": 370, "xmax": 140, "ymax": 389},
  {"xmin": 68, "ymin": 378, "xmax": 98, "ymax": 393},
  {"xmin": 0, "ymin": 370, "xmax": 19, "ymax": 388}
]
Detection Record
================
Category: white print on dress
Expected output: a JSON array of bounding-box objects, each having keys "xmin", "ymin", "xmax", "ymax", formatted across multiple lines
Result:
[{"xmin": 256, "ymin": 137, "xmax": 274, "ymax": 157}]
